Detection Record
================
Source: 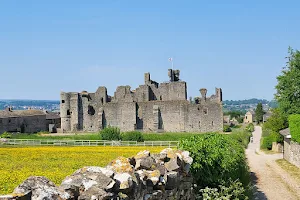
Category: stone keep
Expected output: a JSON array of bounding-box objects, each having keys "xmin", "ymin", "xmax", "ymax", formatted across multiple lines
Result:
[{"xmin": 60, "ymin": 69, "xmax": 223, "ymax": 132}]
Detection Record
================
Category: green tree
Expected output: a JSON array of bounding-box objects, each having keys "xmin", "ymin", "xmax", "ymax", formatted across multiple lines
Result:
[
  {"xmin": 263, "ymin": 108, "xmax": 287, "ymax": 133},
  {"xmin": 275, "ymin": 47, "xmax": 300, "ymax": 117},
  {"xmin": 255, "ymin": 103, "xmax": 264, "ymax": 123}
]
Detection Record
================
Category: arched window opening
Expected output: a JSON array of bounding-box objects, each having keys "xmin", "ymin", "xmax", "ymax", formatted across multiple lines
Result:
[{"xmin": 88, "ymin": 105, "xmax": 95, "ymax": 115}]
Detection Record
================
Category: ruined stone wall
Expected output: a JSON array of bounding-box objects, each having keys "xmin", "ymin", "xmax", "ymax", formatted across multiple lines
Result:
[
  {"xmin": 60, "ymin": 92, "xmax": 71, "ymax": 132},
  {"xmin": 99, "ymin": 102, "xmax": 136, "ymax": 131},
  {"xmin": 61, "ymin": 92, "xmax": 223, "ymax": 133},
  {"xmin": 113, "ymin": 86, "xmax": 134, "ymax": 103},
  {"xmin": 284, "ymin": 139, "xmax": 300, "ymax": 168},
  {"xmin": 70, "ymin": 93, "xmax": 80, "ymax": 132},
  {"xmin": 60, "ymin": 69, "xmax": 223, "ymax": 133},
  {"xmin": 186, "ymin": 102, "xmax": 223, "ymax": 132},
  {"xmin": 136, "ymin": 99, "xmax": 223, "ymax": 132},
  {"xmin": 2, "ymin": 148, "xmax": 195, "ymax": 200},
  {"xmin": 159, "ymin": 82, "xmax": 187, "ymax": 101},
  {"xmin": 137, "ymin": 101, "xmax": 187, "ymax": 132},
  {"xmin": 95, "ymin": 86, "xmax": 108, "ymax": 105},
  {"xmin": 0, "ymin": 115, "xmax": 47, "ymax": 133},
  {"xmin": 134, "ymin": 85, "xmax": 150, "ymax": 102}
]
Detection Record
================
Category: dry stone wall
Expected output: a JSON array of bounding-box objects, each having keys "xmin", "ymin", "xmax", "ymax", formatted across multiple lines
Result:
[
  {"xmin": 284, "ymin": 139, "xmax": 300, "ymax": 168},
  {"xmin": 0, "ymin": 148, "xmax": 195, "ymax": 200}
]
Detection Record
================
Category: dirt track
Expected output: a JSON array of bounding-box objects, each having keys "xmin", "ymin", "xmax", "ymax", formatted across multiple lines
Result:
[{"xmin": 246, "ymin": 126, "xmax": 300, "ymax": 200}]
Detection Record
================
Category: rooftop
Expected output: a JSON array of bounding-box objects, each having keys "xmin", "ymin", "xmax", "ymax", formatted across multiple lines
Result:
[
  {"xmin": 0, "ymin": 110, "xmax": 46, "ymax": 118},
  {"xmin": 279, "ymin": 128, "xmax": 290, "ymax": 137}
]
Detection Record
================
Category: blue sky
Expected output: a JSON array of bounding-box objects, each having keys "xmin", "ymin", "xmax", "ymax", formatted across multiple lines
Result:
[{"xmin": 1, "ymin": 0, "xmax": 299, "ymax": 100}]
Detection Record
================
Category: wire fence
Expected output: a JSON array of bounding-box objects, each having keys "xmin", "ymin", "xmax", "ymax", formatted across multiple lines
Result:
[{"xmin": 0, "ymin": 139, "xmax": 179, "ymax": 148}]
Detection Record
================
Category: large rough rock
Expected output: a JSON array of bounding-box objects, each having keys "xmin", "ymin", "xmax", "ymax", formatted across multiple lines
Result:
[
  {"xmin": 13, "ymin": 176, "xmax": 70, "ymax": 200},
  {"xmin": 107, "ymin": 157, "xmax": 133, "ymax": 174},
  {"xmin": 60, "ymin": 166, "xmax": 116, "ymax": 199},
  {"xmin": 1, "ymin": 148, "xmax": 195, "ymax": 200}
]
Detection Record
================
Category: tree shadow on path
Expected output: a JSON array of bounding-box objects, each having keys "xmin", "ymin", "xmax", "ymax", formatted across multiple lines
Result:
[{"xmin": 251, "ymin": 172, "xmax": 268, "ymax": 200}]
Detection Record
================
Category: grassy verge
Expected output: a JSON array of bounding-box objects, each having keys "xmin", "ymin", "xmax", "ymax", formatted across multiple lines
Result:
[
  {"xmin": 142, "ymin": 132, "xmax": 209, "ymax": 141},
  {"xmin": 276, "ymin": 159, "xmax": 300, "ymax": 182},
  {"xmin": 8, "ymin": 132, "xmax": 212, "ymax": 141}
]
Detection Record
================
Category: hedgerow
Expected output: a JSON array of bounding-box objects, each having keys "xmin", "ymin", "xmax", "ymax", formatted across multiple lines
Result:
[
  {"xmin": 121, "ymin": 131, "xmax": 144, "ymax": 142},
  {"xmin": 223, "ymin": 125, "xmax": 232, "ymax": 132},
  {"xmin": 179, "ymin": 133, "xmax": 250, "ymax": 191},
  {"xmin": 99, "ymin": 127, "xmax": 120, "ymax": 140},
  {"xmin": 245, "ymin": 123, "xmax": 254, "ymax": 132},
  {"xmin": 289, "ymin": 114, "xmax": 300, "ymax": 143},
  {"xmin": 229, "ymin": 130, "xmax": 251, "ymax": 148}
]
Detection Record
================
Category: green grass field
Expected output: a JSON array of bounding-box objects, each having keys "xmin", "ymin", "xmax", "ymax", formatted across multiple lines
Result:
[{"xmin": 8, "ymin": 132, "xmax": 211, "ymax": 141}]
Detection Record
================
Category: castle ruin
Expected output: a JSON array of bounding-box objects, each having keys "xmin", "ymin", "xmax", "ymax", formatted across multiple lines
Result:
[{"xmin": 60, "ymin": 69, "xmax": 223, "ymax": 133}]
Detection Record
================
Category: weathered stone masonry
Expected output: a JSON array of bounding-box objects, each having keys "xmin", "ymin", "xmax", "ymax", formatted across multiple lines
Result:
[{"xmin": 60, "ymin": 69, "xmax": 223, "ymax": 132}]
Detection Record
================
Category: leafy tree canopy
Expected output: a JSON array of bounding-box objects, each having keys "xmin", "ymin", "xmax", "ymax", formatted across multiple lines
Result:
[
  {"xmin": 255, "ymin": 103, "xmax": 264, "ymax": 123},
  {"xmin": 276, "ymin": 47, "xmax": 300, "ymax": 117},
  {"xmin": 263, "ymin": 108, "xmax": 288, "ymax": 133}
]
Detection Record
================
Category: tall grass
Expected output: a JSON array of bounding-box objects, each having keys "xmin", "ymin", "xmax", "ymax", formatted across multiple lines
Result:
[
  {"xmin": 9, "ymin": 133, "xmax": 101, "ymax": 140},
  {"xmin": 142, "ymin": 132, "xmax": 211, "ymax": 141},
  {"xmin": 9, "ymin": 132, "xmax": 210, "ymax": 141}
]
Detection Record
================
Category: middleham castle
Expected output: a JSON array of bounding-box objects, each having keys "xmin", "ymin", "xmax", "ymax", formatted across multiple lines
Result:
[{"xmin": 60, "ymin": 69, "xmax": 223, "ymax": 133}]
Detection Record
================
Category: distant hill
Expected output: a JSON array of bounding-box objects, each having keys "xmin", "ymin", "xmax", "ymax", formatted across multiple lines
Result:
[
  {"xmin": 223, "ymin": 98, "xmax": 278, "ymax": 112},
  {"xmin": 223, "ymin": 98, "xmax": 269, "ymax": 105},
  {"xmin": 0, "ymin": 99, "xmax": 60, "ymax": 111}
]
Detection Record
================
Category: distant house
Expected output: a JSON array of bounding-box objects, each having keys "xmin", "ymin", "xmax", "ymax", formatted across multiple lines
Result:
[
  {"xmin": 0, "ymin": 108, "xmax": 47, "ymax": 133},
  {"xmin": 244, "ymin": 111, "xmax": 255, "ymax": 123},
  {"xmin": 279, "ymin": 128, "xmax": 300, "ymax": 168},
  {"xmin": 263, "ymin": 111, "xmax": 272, "ymax": 123},
  {"xmin": 223, "ymin": 115, "xmax": 230, "ymax": 124},
  {"xmin": 45, "ymin": 111, "xmax": 61, "ymax": 133},
  {"xmin": 230, "ymin": 117, "xmax": 239, "ymax": 125}
]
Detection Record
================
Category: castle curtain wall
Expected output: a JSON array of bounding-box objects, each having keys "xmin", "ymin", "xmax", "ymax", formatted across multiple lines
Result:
[{"xmin": 60, "ymin": 69, "xmax": 223, "ymax": 133}]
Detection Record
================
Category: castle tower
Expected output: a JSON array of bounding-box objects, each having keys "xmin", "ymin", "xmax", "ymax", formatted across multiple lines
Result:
[
  {"xmin": 60, "ymin": 92, "xmax": 71, "ymax": 132},
  {"xmin": 144, "ymin": 73, "xmax": 150, "ymax": 84},
  {"xmin": 215, "ymin": 88, "xmax": 222, "ymax": 103}
]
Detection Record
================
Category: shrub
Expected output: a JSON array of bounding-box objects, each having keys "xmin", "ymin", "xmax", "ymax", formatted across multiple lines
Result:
[
  {"xmin": 1, "ymin": 132, "xmax": 12, "ymax": 138},
  {"xmin": 37, "ymin": 131, "xmax": 50, "ymax": 135},
  {"xmin": 229, "ymin": 131, "xmax": 251, "ymax": 148},
  {"xmin": 179, "ymin": 133, "xmax": 250, "ymax": 190},
  {"xmin": 237, "ymin": 117, "xmax": 244, "ymax": 123},
  {"xmin": 262, "ymin": 127, "xmax": 271, "ymax": 137},
  {"xmin": 231, "ymin": 124, "xmax": 242, "ymax": 128},
  {"xmin": 99, "ymin": 127, "xmax": 120, "ymax": 140},
  {"xmin": 121, "ymin": 131, "xmax": 144, "ymax": 142},
  {"xmin": 270, "ymin": 131, "xmax": 283, "ymax": 143},
  {"xmin": 289, "ymin": 114, "xmax": 300, "ymax": 143},
  {"xmin": 261, "ymin": 136, "xmax": 273, "ymax": 150},
  {"xmin": 198, "ymin": 180, "xmax": 248, "ymax": 200},
  {"xmin": 245, "ymin": 123, "xmax": 254, "ymax": 132},
  {"xmin": 223, "ymin": 125, "xmax": 232, "ymax": 132},
  {"xmin": 263, "ymin": 108, "xmax": 287, "ymax": 133}
]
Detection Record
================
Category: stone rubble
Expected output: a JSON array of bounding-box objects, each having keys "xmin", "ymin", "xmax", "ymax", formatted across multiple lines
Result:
[{"xmin": 0, "ymin": 148, "xmax": 194, "ymax": 200}]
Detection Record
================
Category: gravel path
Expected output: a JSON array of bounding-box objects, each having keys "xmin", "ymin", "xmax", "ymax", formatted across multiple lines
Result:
[{"xmin": 246, "ymin": 126, "xmax": 300, "ymax": 200}]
